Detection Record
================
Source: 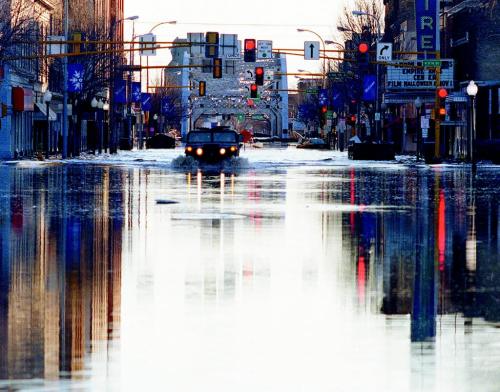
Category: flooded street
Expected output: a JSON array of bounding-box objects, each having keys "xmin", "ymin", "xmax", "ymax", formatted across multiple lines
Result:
[{"xmin": 1, "ymin": 148, "xmax": 500, "ymax": 391}]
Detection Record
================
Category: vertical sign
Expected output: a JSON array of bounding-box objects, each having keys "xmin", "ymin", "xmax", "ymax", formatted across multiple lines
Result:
[
  {"xmin": 415, "ymin": 0, "xmax": 440, "ymax": 58},
  {"xmin": 362, "ymin": 75, "xmax": 377, "ymax": 101},
  {"xmin": 131, "ymin": 82, "xmax": 142, "ymax": 103}
]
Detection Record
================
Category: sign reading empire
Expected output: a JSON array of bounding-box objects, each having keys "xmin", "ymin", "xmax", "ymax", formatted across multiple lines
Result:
[
  {"xmin": 386, "ymin": 60, "xmax": 454, "ymax": 90},
  {"xmin": 415, "ymin": 0, "xmax": 440, "ymax": 55}
]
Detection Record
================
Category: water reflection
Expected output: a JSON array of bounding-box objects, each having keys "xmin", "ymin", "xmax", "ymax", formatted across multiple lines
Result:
[
  {"xmin": 0, "ymin": 163, "xmax": 499, "ymax": 390},
  {"xmin": 0, "ymin": 166, "xmax": 124, "ymax": 382}
]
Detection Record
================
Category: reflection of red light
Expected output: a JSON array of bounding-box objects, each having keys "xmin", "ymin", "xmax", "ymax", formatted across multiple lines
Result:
[
  {"xmin": 438, "ymin": 190, "xmax": 446, "ymax": 271},
  {"xmin": 255, "ymin": 67, "xmax": 263, "ymax": 76},
  {"xmin": 439, "ymin": 108, "xmax": 446, "ymax": 116},
  {"xmin": 321, "ymin": 106, "xmax": 327, "ymax": 113},
  {"xmin": 358, "ymin": 255, "xmax": 366, "ymax": 304},
  {"xmin": 350, "ymin": 168, "xmax": 355, "ymax": 233},
  {"xmin": 247, "ymin": 99, "xmax": 254, "ymax": 106},
  {"xmin": 245, "ymin": 39, "xmax": 256, "ymax": 50},
  {"xmin": 358, "ymin": 42, "xmax": 369, "ymax": 54}
]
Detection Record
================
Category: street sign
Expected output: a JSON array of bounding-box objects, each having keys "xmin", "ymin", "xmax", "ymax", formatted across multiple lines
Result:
[
  {"xmin": 139, "ymin": 34, "xmax": 156, "ymax": 56},
  {"xmin": 375, "ymin": 112, "xmax": 381, "ymax": 121},
  {"xmin": 304, "ymin": 41, "xmax": 320, "ymax": 60},
  {"xmin": 422, "ymin": 128, "xmax": 429, "ymax": 138},
  {"xmin": 386, "ymin": 60, "xmax": 454, "ymax": 90},
  {"xmin": 423, "ymin": 60, "xmax": 441, "ymax": 68},
  {"xmin": 377, "ymin": 42, "xmax": 393, "ymax": 62},
  {"xmin": 421, "ymin": 116, "xmax": 430, "ymax": 129},
  {"xmin": 264, "ymin": 69, "xmax": 274, "ymax": 81},
  {"xmin": 305, "ymin": 88, "xmax": 318, "ymax": 94},
  {"xmin": 244, "ymin": 69, "xmax": 254, "ymax": 80},
  {"xmin": 327, "ymin": 72, "xmax": 345, "ymax": 80},
  {"xmin": 257, "ymin": 40, "xmax": 273, "ymax": 59}
]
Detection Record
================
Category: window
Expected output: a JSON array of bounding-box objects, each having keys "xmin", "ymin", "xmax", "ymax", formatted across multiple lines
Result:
[
  {"xmin": 213, "ymin": 132, "xmax": 237, "ymax": 142},
  {"xmin": 188, "ymin": 132, "xmax": 212, "ymax": 142},
  {"xmin": 225, "ymin": 60, "xmax": 236, "ymax": 75},
  {"xmin": 202, "ymin": 59, "xmax": 212, "ymax": 73}
]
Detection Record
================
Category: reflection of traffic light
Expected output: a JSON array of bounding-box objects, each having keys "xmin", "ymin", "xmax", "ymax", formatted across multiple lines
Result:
[
  {"xmin": 250, "ymin": 84, "xmax": 258, "ymax": 98},
  {"xmin": 199, "ymin": 81, "xmax": 206, "ymax": 96},
  {"xmin": 319, "ymin": 105, "xmax": 328, "ymax": 127},
  {"xmin": 437, "ymin": 88, "xmax": 448, "ymax": 120},
  {"xmin": 255, "ymin": 67, "xmax": 264, "ymax": 86},
  {"xmin": 205, "ymin": 32, "xmax": 219, "ymax": 58},
  {"xmin": 213, "ymin": 58, "xmax": 222, "ymax": 79},
  {"xmin": 244, "ymin": 39, "xmax": 256, "ymax": 62}
]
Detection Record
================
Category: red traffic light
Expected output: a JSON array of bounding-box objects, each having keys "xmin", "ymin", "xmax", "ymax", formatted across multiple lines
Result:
[
  {"xmin": 439, "ymin": 107, "xmax": 446, "ymax": 116},
  {"xmin": 351, "ymin": 115, "xmax": 356, "ymax": 123},
  {"xmin": 321, "ymin": 106, "xmax": 328, "ymax": 114},
  {"xmin": 245, "ymin": 39, "xmax": 256, "ymax": 51},
  {"xmin": 358, "ymin": 42, "xmax": 369, "ymax": 54},
  {"xmin": 255, "ymin": 67, "xmax": 264, "ymax": 76},
  {"xmin": 437, "ymin": 88, "xmax": 448, "ymax": 99},
  {"xmin": 250, "ymin": 84, "xmax": 258, "ymax": 92}
]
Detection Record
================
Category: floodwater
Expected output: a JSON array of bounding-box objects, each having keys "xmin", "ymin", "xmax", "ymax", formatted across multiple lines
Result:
[{"xmin": 1, "ymin": 148, "xmax": 500, "ymax": 391}]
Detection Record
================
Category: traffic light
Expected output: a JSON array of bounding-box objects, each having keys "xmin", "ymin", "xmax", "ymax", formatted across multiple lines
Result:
[
  {"xmin": 71, "ymin": 32, "xmax": 83, "ymax": 54},
  {"xmin": 319, "ymin": 105, "xmax": 328, "ymax": 128},
  {"xmin": 357, "ymin": 42, "xmax": 370, "ymax": 67},
  {"xmin": 199, "ymin": 81, "xmax": 206, "ymax": 96},
  {"xmin": 250, "ymin": 84, "xmax": 258, "ymax": 98},
  {"xmin": 213, "ymin": 58, "xmax": 222, "ymax": 79},
  {"xmin": 437, "ymin": 88, "xmax": 448, "ymax": 120},
  {"xmin": 244, "ymin": 39, "xmax": 256, "ymax": 62},
  {"xmin": 347, "ymin": 114, "xmax": 357, "ymax": 127},
  {"xmin": 255, "ymin": 67, "xmax": 264, "ymax": 86},
  {"xmin": 205, "ymin": 32, "xmax": 219, "ymax": 58}
]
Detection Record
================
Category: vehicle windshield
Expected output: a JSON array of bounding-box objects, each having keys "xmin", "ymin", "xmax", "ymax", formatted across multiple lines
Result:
[
  {"xmin": 187, "ymin": 132, "xmax": 212, "ymax": 143},
  {"xmin": 213, "ymin": 132, "xmax": 237, "ymax": 143}
]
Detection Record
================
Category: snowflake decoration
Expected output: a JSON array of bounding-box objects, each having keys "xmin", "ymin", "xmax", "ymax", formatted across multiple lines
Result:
[
  {"xmin": 69, "ymin": 70, "xmax": 84, "ymax": 92},
  {"xmin": 133, "ymin": 87, "xmax": 142, "ymax": 102}
]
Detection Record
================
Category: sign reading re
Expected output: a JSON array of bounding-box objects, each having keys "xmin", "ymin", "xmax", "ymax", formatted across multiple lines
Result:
[{"xmin": 415, "ymin": 0, "xmax": 440, "ymax": 55}]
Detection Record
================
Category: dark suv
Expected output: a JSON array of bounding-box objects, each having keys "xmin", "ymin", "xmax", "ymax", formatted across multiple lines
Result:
[{"xmin": 185, "ymin": 127, "xmax": 241, "ymax": 162}]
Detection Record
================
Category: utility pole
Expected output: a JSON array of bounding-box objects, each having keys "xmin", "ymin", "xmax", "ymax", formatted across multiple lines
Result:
[{"xmin": 62, "ymin": 0, "xmax": 69, "ymax": 158}]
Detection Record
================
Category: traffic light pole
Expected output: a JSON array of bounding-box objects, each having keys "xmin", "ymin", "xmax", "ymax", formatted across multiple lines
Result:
[{"xmin": 434, "ymin": 63, "xmax": 441, "ymax": 161}]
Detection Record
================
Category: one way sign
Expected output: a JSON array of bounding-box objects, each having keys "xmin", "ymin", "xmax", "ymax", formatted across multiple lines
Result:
[
  {"xmin": 304, "ymin": 41, "xmax": 320, "ymax": 60},
  {"xmin": 377, "ymin": 42, "xmax": 392, "ymax": 62}
]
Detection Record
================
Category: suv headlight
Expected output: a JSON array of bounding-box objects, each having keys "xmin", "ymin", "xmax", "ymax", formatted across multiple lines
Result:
[
  {"xmin": 186, "ymin": 146, "xmax": 193, "ymax": 152},
  {"xmin": 219, "ymin": 148, "xmax": 226, "ymax": 155},
  {"xmin": 196, "ymin": 148, "xmax": 203, "ymax": 156}
]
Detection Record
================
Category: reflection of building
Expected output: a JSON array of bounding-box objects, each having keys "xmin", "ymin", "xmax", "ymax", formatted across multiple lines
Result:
[{"xmin": 0, "ymin": 167, "xmax": 123, "ymax": 379}]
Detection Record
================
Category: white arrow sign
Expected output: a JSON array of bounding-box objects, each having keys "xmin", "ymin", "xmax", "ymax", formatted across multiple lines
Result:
[
  {"xmin": 377, "ymin": 42, "xmax": 393, "ymax": 62},
  {"xmin": 304, "ymin": 41, "xmax": 320, "ymax": 60}
]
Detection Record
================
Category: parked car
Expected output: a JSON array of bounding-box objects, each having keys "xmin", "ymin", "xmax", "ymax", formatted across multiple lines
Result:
[{"xmin": 185, "ymin": 127, "xmax": 242, "ymax": 162}]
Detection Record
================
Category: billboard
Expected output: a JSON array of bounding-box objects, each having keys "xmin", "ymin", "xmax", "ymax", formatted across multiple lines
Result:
[{"xmin": 386, "ymin": 60, "xmax": 454, "ymax": 90}]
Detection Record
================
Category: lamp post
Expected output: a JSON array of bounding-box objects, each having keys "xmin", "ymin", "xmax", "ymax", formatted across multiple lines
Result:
[
  {"xmin": 297, "ymin": 29, "xmax": 327, "ymax": 88},
  {"xmin": 415, "ymin": 97, "xmax": 423, "ymax": 161},
  {"xmin": 146, "ymin": 20, "xmax": 177, "ymax": 92},
  {"xmin": 467, "ymin": 80, "xmax": 478, "ymax": 170},
  {"xmin": 91, "ymin": 97, "xmax": 98, "ymax": 153},
  {"xmin": 43, "ymin": 90, "xmax": 52, "ymax": 159},
  {"xmin": 109, "ymin": 15, "xmax": 139, "ymax": 154},
  {"xmin": 352, "ymin": 10, "xmax": 382, "ymax": 143},
  {"xmin": 98, "ymin": 99, "xmax": 104, "ymax": 154}
]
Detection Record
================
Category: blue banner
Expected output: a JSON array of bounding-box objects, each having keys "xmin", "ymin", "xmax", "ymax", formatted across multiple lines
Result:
[
  {"xmin": 131, "ymin": 82, "xmax": 142, "ymax": 103},
  {"xmin": 141, "ymin": 93, "xmax": 152, "ymax": 111},
  {"xmin": 114, "ymin": 79, "xmax": 127, "ymax": 104},
  {"xmin": 318, "ymin": 88, "xmax": 328, "ymax": 106},
  {"xmin": 161, "ymin": 97, "xmax": 173, "ymax": 115},
  {"xmin": 68, "ymin": 64, "xmax": 84, "ymax": 93},
  {"xmin": 362, "ymin": 75, "xmax": 377, "ymax": 101},
  {"xmin": 415, "ymin": 0, "xmax": 439, "ymax": 58}
]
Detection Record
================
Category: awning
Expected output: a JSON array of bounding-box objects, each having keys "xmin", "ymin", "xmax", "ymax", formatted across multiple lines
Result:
[{"xmin": 33, "ymin": 102, "xmax": 57, "ymax": 121}]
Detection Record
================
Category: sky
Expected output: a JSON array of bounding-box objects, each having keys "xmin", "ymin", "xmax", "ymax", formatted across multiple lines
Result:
[{"xmin": 125, "ymin": 0, "xmax": 353, "ymax": 88}]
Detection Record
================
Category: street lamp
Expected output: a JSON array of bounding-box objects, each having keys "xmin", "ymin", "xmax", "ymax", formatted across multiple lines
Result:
[
  {"xmin": 297, "ymin": 28, "xmax": 327, "ymax": 88},
  {"xmin": 415, "ymin": 97, "xmax": 423, "ymax": 161},
  {"xmin": 109, "ymin": 15, "xmax": 139, "ymax": 154},
  {"xmin": 352, "ymin": 10, "xmax": 382, "ymax": 143},
  {"xmin": 145, "ymin": 21, "xmax": 177, "ymax": 91},
  {"xmin": 43, "ymin": 90, "xmax": 52, "ymax": 159},
  {"xmin": 467, "ymin": 80, "xmax": 478, "ymax": 169}
]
